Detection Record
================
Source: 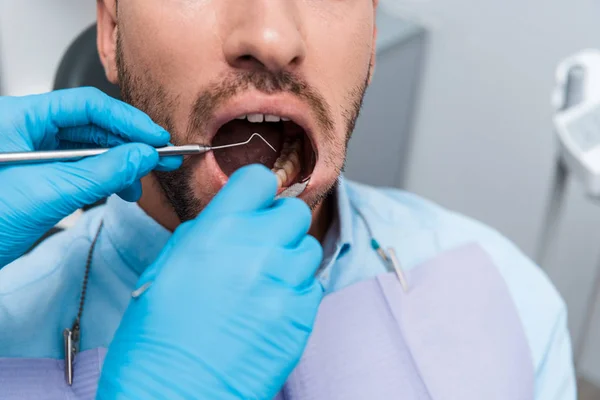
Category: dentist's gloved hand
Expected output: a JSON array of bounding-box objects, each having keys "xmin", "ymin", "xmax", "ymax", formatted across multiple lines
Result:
[
  {"xmin": 97, "ymin": 165, "xmax": 324, "ymax": 400},
  {"xmin": 0, "ymin": 88, "xmax": 181, "ymax": 267}
]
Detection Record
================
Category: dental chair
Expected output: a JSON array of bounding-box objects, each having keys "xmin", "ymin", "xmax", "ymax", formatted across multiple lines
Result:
[{"xmin": 54, "ymin": 24, "xmax": 120, "ymax": 99}]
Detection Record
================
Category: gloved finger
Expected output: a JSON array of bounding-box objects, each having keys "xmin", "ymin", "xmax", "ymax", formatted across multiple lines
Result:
[
  {"xmin": 265, "ymin": 235, "xmax": 324, "ymax": 288},
  {"xmin": 57, "ymin": 140, "xmax": 105, "ymax": 151},
  {"xmin": 117, "ymin": 180, "xmax": 143, "ymax": 202},
  {"xmin": 57, "ymin": 140, "xmax": 181, "ymax": 172},
  {"xmin": 46, "ymin": 143, "xmax": 159, "ymax": 213},
  {"xmin": 59, "ymin": 130, "xmax": 182, "ymax": 172},
  {"xmin": 156, "ymin": 155, "xmax": 183, "ymax": 172},
  {"xmin": 201, "ymin": 164, "xmax": 277, "ymax": 216},
  {"xmin": 155, "ymin": 143, "xmax": 183, "ymax": 172},
  {"xmin": 219, "ymin": 198, "xmax": 312, "ymax": 247},
  {"xmin": 264, "ymin": 198, "xmax": 312, "ymax": 247},
  {"xmin": 57, "ymin": 126, "xmax": 126, "ymax": 148},
  {"xmin": 28, "ymin": 87, "xmax": 170, "ymax": 148}
]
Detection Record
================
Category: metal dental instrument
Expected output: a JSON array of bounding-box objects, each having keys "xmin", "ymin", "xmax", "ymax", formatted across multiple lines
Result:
[
  {"xmin": 0, "ymin": 133, "xmax": 276, "ymax": 165},
  {"xmin": 276, "ymin": 176, "xmax": 311, "ymax": 199}
]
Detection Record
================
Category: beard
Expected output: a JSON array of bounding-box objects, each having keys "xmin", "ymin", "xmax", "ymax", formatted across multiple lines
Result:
[{"xmin": 116, "ymin": 31, "xmax": 370, "ymax": 223}]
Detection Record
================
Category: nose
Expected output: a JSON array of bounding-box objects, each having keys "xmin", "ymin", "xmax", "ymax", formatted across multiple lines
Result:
[{"xmin": 222, "ymin": 1, "xmax": 306, "ymax": 73}]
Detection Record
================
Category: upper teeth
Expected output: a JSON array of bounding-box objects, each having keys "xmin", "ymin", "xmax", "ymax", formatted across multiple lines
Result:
[{"xmin": 235, "ymin": 114, "xmax": 291, "ymax": 123}]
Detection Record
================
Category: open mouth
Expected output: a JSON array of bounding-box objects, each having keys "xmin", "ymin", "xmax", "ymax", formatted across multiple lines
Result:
[{"xmin": 211, "ymin": 113, "xmax": 316, "ymax": 191}]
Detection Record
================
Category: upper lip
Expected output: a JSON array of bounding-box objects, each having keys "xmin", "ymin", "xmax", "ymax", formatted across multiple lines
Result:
[{"xmin": 205, "ymin": 92, "xmax": 317, "ymax": 153}]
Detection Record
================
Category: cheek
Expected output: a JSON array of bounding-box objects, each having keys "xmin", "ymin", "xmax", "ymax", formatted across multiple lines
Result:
[
  {"xmin": 305, "ymin": 7, "xmax": 374, "ymax": 129},
  {"xmin": 120, "ymin": 2, "xmax": 221, "ymax": 120}
]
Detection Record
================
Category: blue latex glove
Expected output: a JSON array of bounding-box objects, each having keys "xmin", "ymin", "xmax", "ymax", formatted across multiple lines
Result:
[
  {"xmin": 97, "ymin": 165, "xmax": 324, "ymax": 400},
  {"xmin": 0, "ymin": 88, "xmax": 182, "ymax": 267}
]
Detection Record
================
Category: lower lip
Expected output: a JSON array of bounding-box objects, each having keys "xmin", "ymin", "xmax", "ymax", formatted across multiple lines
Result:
[{"xmin": 203, "ymin": 150, "xmax": 229, "ymax": 187}]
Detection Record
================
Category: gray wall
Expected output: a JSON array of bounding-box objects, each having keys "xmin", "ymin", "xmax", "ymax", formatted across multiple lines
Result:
[
  {"xmin": 346, "ymin": 12, "xmax": 425, "ymax": 188},
  {"xmin": 386, "ymin": 0, "xmax": 600, "ymax": 384},
  {"xmin": 0, "ymin": 0, "xmax": 96, "ymax": 96}
]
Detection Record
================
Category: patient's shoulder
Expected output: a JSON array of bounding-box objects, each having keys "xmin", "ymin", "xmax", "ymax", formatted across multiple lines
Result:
[{"xmin": 346, "ymin": 181, "xmax": 568, "ymax": 370}]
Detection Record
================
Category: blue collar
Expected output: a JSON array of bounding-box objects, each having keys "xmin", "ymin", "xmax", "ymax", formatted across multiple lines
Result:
[
  {"xmin": 101, "ymin": 178, "xmax": 355, "ymax": 290},
  {"xmin": 102, "ymin": 195, "xmax": 171, "ymax": 276},
  {"xmin": 318, "ymin": 177, "xmax": 354, "ymax": 282}
]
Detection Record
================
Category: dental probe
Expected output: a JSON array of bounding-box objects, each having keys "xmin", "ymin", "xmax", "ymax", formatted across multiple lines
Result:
[{"xmin": 0, "ymin": 133, "xmax": 276, "ymax": 165}]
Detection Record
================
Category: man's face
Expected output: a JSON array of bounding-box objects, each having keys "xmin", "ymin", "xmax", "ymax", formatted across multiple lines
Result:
[{"xmin": 98, "ymin": 0, "xmax": 377, "ymax": 222}]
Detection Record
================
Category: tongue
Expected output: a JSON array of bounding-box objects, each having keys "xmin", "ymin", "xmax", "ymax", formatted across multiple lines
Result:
[{"xmin": 212, "ymin": 120, "xmax": 284, "ymax": 176}]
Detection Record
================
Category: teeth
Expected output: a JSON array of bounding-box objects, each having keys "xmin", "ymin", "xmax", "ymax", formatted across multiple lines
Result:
[
  {"xmin": 247, "ymin": 113, "xmax": 264, "ymax": 123},
  {"xmin": 275, "ymin": 169, "xmax": 287, "ymax": 188},
  {"xmin": 273, "ymin": 138, "xmax": 299, "ymax": 167},
  {"xmin": 272, "ymin": 137, "xmax": 302, "ymax": 188},
  {"xmin": 265, "ymin": 114, "xmax": 281, "ymax": 122},
  {"xmin": 233, "ymin": 114, "xmax": 288, "ymax": 123}
]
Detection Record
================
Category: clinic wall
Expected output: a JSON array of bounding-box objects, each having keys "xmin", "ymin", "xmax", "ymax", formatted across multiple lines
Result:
[
  {"xmin": 387, "ymin": 0, "xmax": 600, "ymax": 384},
  {"xmin": 0, "ymin": 0, "xmax": 96, "ymax": 96}
]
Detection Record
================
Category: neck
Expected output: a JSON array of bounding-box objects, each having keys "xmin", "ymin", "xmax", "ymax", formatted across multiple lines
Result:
[{"xmin": 138, "ymin": 174, "xmax": 334, "ymax": 242}]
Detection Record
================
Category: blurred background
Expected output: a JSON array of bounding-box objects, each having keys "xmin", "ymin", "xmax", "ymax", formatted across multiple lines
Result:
[{"xmin": 1, "ymin": 0, "xmax": 600, "ymax": 397}]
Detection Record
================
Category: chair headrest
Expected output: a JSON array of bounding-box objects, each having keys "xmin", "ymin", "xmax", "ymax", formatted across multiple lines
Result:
[{"xmin": 53, "ymin": 24, "xmax": 121, "ymax": 99}]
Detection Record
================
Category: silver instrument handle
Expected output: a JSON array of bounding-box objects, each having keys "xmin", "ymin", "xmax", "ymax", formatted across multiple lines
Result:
[{"xmin": 0, "ymin": 145, "xmax": 208, "ymax": 165}]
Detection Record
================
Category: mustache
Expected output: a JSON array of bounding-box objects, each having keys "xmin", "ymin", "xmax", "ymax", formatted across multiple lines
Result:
[{"xmin": 185, "ymin": 70, "xmax": 335, "ymax": 142}]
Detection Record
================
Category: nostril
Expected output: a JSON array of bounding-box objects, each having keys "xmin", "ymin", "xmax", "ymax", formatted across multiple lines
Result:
[
  {"xmin": 290, "ymin": 56, "xmax": 302, "ymax": 67},
  {"xmin": 235, "ymin": 54, "xmax": 266, "ymax": 71}
]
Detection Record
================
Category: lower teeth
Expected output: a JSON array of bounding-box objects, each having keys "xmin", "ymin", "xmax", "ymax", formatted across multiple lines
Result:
[{"xmin": 272, "ymin": 136, "xmax": 302, "ymax": 188}]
